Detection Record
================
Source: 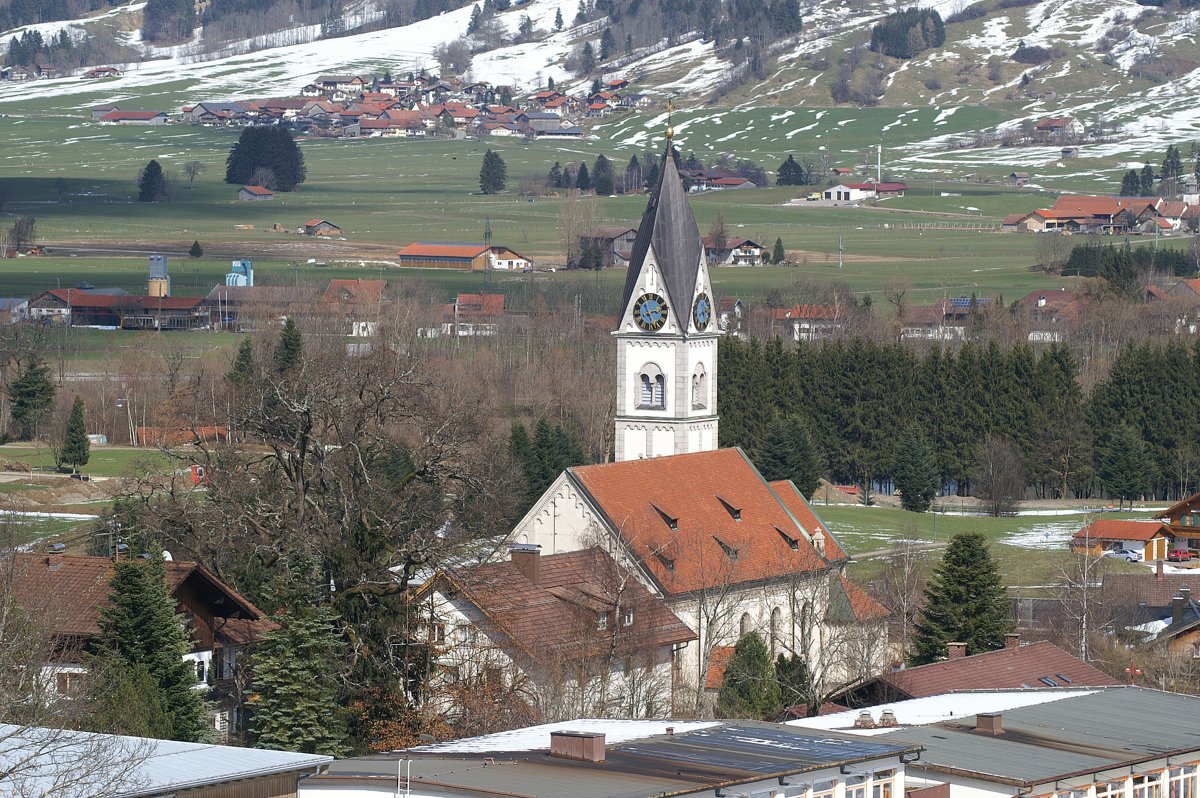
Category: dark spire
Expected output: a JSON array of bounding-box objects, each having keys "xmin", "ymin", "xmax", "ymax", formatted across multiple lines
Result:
[{"xmin": 620, "ymin": 146, "xmax": 704, "ymax": 319}]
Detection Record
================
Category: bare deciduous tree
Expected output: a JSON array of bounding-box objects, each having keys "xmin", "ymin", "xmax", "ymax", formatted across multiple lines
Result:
[
  {"xmin": 182, "ymin": 160, "xmax": 205, "ymax": 189},
  {"xmin": 973, "ymin": 434, "xmax": 1025, "ymax": 516}
]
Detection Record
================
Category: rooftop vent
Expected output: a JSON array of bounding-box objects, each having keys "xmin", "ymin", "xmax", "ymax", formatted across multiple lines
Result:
[
  {"xmin": 1004, "ymin": 633, "xmax": 1020, "ymax": 650},
  {"xmin": 878, "ymin": 710, "xmax": 898, "ymax": 728},
  {"xmin": 854, "ymin": 711, "xmax": 876, "ymax": 729},
  {"xmin": 975, "ymin": 712, "xmax": 1003, "ymax": 735},
  {"xmin": 947, "ymin": 642, "xmax": 967, "ymax": 659},
  {"xmin": 550, "ymin": 731, "xmax": 605, "ymax": 763},
  {"xmin": 509, "ymin": 543, "xmax": 541, "ymax": 586}
]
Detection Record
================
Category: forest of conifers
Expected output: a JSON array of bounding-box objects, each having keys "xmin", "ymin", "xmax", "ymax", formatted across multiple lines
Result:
[{"xmin": 717, "ymin": 336, "xmax": 1199, "ymax": 500}]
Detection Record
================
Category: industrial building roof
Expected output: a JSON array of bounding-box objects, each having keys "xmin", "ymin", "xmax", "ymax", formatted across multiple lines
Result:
[
  {"xmin": 307, "ymin": 720, "xmax": 919, "ymax": 798},
  {"xmin": 876, "ymin": 687, "xmax": 1200, "ymax": 787},
  {"xmin": 0, "ymin": 724, "xmax": 330, "ymax": 797}
]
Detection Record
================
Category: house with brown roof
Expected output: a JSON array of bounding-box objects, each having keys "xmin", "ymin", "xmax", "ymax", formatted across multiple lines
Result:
[
  {"xmin": 581, "ymin": 226, "xmax": 639, "ymax": 268},
  {"xmin": 830, "ymin": 637, "xmax": 1119, "ymax": 709},
  {"xmin": 1154, "ymin": 491, "xmax": 1200, "ymax": 549},
  {"xmin": 9, "ymin": 552, "xmax": 273, "ymax": 738},
  {"xmin": 411, "ymin": 546, "xmax": 695, "ymax": 720},
  {"xmin": 768, "ymin": 303, "xmax": 848, "ymax": 341},
  {"xmin": 1034, "ymin": 115, "xmax": 1083, "ymax": 142},
  {"xmin": 98, "ymin": 110, "xmax": 169, "ymax": 125},
  {"xmin": 303, "ymin": 219, "xmax": 341, "ymax": 236},
  {"xmin": 238, "ymin": 185, "xmax": 274, "ymax": 201},
  {"xmin": 397, "ymin": 242, "xmax": 491, "ymax": 270},
  {"xmin": 701, "ymin": 236, "xmax": 765, "ymax": 266},
  {"xmin": 1071, "ymin": 518, "xmax": 1172, "ymax": 561}
]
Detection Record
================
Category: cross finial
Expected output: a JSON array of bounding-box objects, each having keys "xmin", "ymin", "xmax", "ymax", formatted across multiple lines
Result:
[{"xmin": 665, "ymin": 99, "xmax": 675, "ymax": 142}]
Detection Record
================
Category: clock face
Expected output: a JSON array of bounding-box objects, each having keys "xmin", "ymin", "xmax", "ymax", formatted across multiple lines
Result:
[
  {"xmin": 633, "ymin": 293, "xmax": 669, "ymax": 331},
  {"xmin": 692, "ymin": 293, "xmax": 711, "ymax": 331}
]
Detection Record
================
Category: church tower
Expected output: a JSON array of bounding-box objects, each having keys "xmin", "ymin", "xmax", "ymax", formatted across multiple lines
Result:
[{"xmin": 614, "ymin": 146, "xmax": 718, "ymax": 462}]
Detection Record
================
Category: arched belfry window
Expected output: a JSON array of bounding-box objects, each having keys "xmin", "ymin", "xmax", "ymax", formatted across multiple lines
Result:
[
  {"xmin": 638, "ymin": 364, "xmax": 666, "ymax": 409},
  {"xmin": 692, "ymin": 364, "xmax": 707, "ymax": 409}
]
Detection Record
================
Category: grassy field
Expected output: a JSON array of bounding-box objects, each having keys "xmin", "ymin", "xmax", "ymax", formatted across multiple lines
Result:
[
  {"xmin": 821, "ymin": 504, "xmax": 1150, "ymax": 588},
  {"xmin": 0, "ymin": 444, "xmax": 171, "ymax": 477}
]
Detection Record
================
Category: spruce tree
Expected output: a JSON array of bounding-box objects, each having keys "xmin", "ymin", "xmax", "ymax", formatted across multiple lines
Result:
[
  {"xmin": 7, "ymin": 357, "xmax": 55, "ymax": 440},
  {"xmin": 893, "ymin": 425, "xmax": 937, "ymax": 512},
  {"xmin": 575, "ymin": 161, "xmax": 592, "ymax": 191},
  {"xmin": 593, "ymin": 154, "xmax": 614, "ymax": 195},
  {"xmin": 909, "ymin": 532, "xmax": 1013, "ymax": 665},
  {"xmin": 772, "ymin": 237, "xmax": 785, "ymax": 264},
  {"xmin": 554, "ymin": 6, "xmax": 563, "ymax": 28},
  {"xmin": 82, "ymin": 658, "xmax": 172, "ymax": 738},
  {"xmin": 774, "ymin": 653, "xmax": 809, "ymax": 714},
  {"xmin": 137, "ymin": 159, "xmax": 168, "ymax": 202},
  {"xmin": 228, "ymin": 338, "xmax": 254, "ymax": 385},
  {"xmin": 479, "ymin": 149, "xmax": 507, "ymax": 194},
  {"xmin": 96, "ymin": 559, "xmax": 211, "ymax": 742},
  {"xmin": 188, "ymin": 240, "xmax": 203, "ymax": 258},
  {"xmin": 225, "ymin": 126, "xmax": 306, "ymax": 191},
  {"xmin": 248, "ymin": 602, "xmax": 348, "ymax": 755},
  {"xmin": 715, "ymin": 633, "xmax": 782, "ymax": 719},
  {"xmin": 1098, "ymin": 423, "xmax": 1154, "ymax": 508},
  {"xmin": 1120, "ymin": 169, "xmax": 1140, "ymax": 197},
  {"xmin": 274, "ymin": 317, "xmax": 303, "ymax": 372},
  {"xmin": 61, "ymin": 396, "xmax": 90, "ymax": 473},
  {"xmin": 756, "ymin": 416, "xmax": 820, "ymax": 497},
  {"xmin": 1140, "ymin": 163, "xmax": 1156, "ymax": 197}
]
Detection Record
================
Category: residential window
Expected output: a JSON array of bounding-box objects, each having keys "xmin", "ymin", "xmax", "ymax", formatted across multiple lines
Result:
[
  {"xmin": 1135, "ymin": 775, "xmax": 1164, "ymax": 798},
  {"xmin": 1169, "ymin": 767, "xmax": 1196, "ymax": 798},
  {"xmin": 1057, "ymin": 789, "xmax": 1089, "ymax": 798},
  {"xmin": 195, "ymin": 660, "xmax": 207, "ymax": 684},
  {"xmin": 812, "ymin": 779, "xmax": 837, "ymax": 798},
  {"xmin": 429, "ymin": 622, "xmax": 446, "ymax": 644},
  {"xmin": 740, "ymin": 612, "xmax": 752, "ymax": 638},
  {"xmin": 597, "ymin": 612, "xmax": 609, "ymax": 631},
  {"xmin": 622, "ymin": 609, "xmax": 634, "ymax": 627},
  {"xmin": 873, "ymin": 771, "xmax": 895, "ymax": 798},
  {"xmin": 846, "ymin": 776, "xmax": 867, "ymax": 798},
  {"xmin": 55, "ymin": 672, "xmax": 84, "ymax": 695},
  {"xmin": 1097, "ymin": 780, "xmax": 1128, "ymax": 798}
]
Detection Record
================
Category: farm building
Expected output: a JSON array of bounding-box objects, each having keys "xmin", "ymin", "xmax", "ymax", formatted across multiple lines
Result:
[
  {"xmin": 1071, "ymin": 519, "xmax": 1171, "ymax": 561},
  {"xmin": 396, "ymin": 242, "xmax": 491, "ymax": 270},
  {"xmin": 488, "ymin": 246, "xmax": 532, "ymax": 270},
  {"xmin": 303, "ymin": 219, "xmax": 341, "ymax": 236},
  {"xmin": 581, "ymin": 226, "xmax": 638, "ymax": 268},
  {"xmin": 98, "ymin": 110, "xmax": 169, "ymax": 125},
  {"xmin": 238, "ymin": 185, "xmax": 274, "ymax": 201},
  {"xmin": 1009, "ymin": 171, "xmax": 1030, "ymax": 186},
  {"xmin": 82, "ymin": 65, "xmax": 121, "ymax": 78},
  {"xmin": 822, "ymin": 182, "xmax": 907, "ymax": 203},
  {"xmin": 28, "ymin": 289, "xmax": 207, "ymax": 330}
]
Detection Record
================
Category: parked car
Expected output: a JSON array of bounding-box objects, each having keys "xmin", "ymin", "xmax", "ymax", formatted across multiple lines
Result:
[
  {"xmin": 1168, "ymin": 549, "xmax": 1194, "ymax": 562},
  {"xmin": 1104, "ymin": 548, "xmax": 1143, "ymax": 562}
]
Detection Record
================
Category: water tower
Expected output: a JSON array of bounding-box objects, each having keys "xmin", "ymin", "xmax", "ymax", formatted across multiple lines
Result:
[
  {"xmin": 225, "ymin": 259, "xmax": 253, "ymax": 287},
  {"xmin": 147, "ymin": 254, "xmax": 170, "ymax": 297}
]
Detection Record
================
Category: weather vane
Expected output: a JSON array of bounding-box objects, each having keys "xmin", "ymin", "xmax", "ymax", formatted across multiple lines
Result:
[{"xmin": 665, "ymin": 99, "xmax": 674, "ymax": 142}]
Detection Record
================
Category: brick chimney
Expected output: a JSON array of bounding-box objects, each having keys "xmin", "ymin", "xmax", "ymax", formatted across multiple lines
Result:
[
  {"xmin": 878, "ymin": 709, "xmax": 898, "ymax": 728},
  {"xmin": 947, "ymin": 642, "xmax": 967, "ymax": 659},
  {"xmin": 854, "ymin": 711, "xmax": 876, "ymax": 729},
  {"xmin": 1173, "ymin": 594, "xmax": 1186, "ymax": 626},
  {"xmin": 1004, "ymin": 633, "xmax": 1020, "ymax": 650},
  {"xmin": 509, "ymin": 543, "xmax": 541, "ymax": 586},
  {"xmin": 47, "ymin": 543, "xmax": 65, "ymax": 571},
  {"xmin": 975, "ymin": 712, "xmax": 1003, "ymax": 735},
  {"xmin": 550, "ymin": 731, "xmax": 605, "ymax": 763},
  {"xmin": 1157, "ymin": 559, "xmax": 1165, "ymax": 581}
]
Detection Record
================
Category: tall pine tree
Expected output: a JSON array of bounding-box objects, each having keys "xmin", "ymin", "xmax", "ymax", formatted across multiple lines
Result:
[
  {"xmin": 61, "ymin": 396, "xmax": 90, "ymax": 473},
  {"xmin": 756, "ymin": 415, "xmax": 820, "ymax": 497},
  {"xmin": 892, "ymin": 425, "xmax": 937, "ymax": 512},
  {"xmin": 7, "ymin": 357, "xmax": 55, "ymax": 440},
  {"xmin": 479, "ymin": 149, "xmax": 507, "ymax": 194},
  {"xmin": 909, "ymin": 532, "xmax": 1013, "ymax": 665},
  {"xmin": 137, "ymin": 159, "xmax": 168, "ymax": 202},
  {"xmin": 716, "ymin": 633, "xmax": 781, "ymax": 719},
  {"xmin": 1098, "ymin": 424, "xmax": 1154, "ymax": 508},
  {"xmin": 274, "ymin": 317, "xmax": 303, "ymax": 372},
  {"xmin": 96, "ymin": 558, "xmax": 212, "ymax": 742}
]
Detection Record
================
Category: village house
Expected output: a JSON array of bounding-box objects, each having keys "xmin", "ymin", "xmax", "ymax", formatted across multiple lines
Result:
[
  {"xmin": 830, "ymin": 637, "xmax": 1119, "ymax": 709},
  {"xmin": 1103, "ymin": 571, "xmax": 1200, "ymax": 656},
  {"xmin": 8, "ymin": 551, "xmax": 274, "ymax": 737},
  {"xmin": 488, "ymin": 245, "xmax": 532, "ymax": 270},
  {"xmin": 1071, "ymin": 518, "xmax": 1171, "ymax": 561},
  {"xmin": 768, "ymin": 303, "xmax": 849, "ymax": 341},
  {"xmin": 426, "ymin": 292, "xmax": 506, "ymax": 337},
  {"xmin": 1034, "ymin": 115, "xmax": 1083, "ymax": 142},
  {"xmin": 1022, "ymin": 195, "xmax": 1155, "ymax": 233},
  {"xmin": 900, "ymin": 303, "xmax": 967, "ymax": 342},
  {"xmin": 1015, "ymin": 288, "xmax": 1082, "ymax": 342},
  {"xmin": 82, "ymin": 65, "xmax": 121, "ymax": 79},
  {"xmin": 581, "ymin": 226, "xmax": 639, "ymax": 268},
  {"xmin": 411, "ymin": 546, "xmax": 696, "ymax": 720},
  {"xmin": 303, "ymin": 219, "xmax": 341, "ymax": 236},
  {"xmin": 1153, "ymin": 490, "xmax": 1200, "ymax": 549},
  {"xmin": 1008, "ymin": 171, "xmax": 1030, "ymax": 186},
  {"xmin": 702, "ymin": 236, "xmax": 766, "ymax": 266},
  {"xmin": 822, "ymin": 182, "xmax": 907, "ymax": 203},
  {"xmin": 717, "ymin": 297, "xmax": 746, "ymax": 337},
  {"xmin": 302, "ymin": 719, "xmax": 920, "ymax": 798},
  {"xmin": 238, "ymin": 185, "xmax": 274, "ymax": 201}
]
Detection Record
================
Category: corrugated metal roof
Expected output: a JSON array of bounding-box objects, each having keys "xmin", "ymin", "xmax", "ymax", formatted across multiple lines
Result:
[
  {"xmin": 879, "ymin": 687, "xmax": 1200, "ymax": 786},
  {"xmin": 0, "ymin": 724, "xmax": 331, "ymax": 797}
]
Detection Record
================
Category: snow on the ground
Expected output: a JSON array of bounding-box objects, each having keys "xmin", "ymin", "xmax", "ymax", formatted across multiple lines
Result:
[{"xmin": 409, "ymin": 719, "xmax": 719, "ymax": 753}]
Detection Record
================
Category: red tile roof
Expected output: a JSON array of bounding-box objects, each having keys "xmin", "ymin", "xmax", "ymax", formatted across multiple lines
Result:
[
  {"xmin": 240, "ymin": 185, "xmax": 273, "ymax": 196},
  {"xmin": 421, "ymin": 548, "xmax": 695, "ymax": 667},
  {"xmin": 567, "ymin": 449, "xmax": 836, "ymax": 595},
  {"xmin": 397, "ymin": 242, "xmax": 488, "ymax": 259},
  {"xmin": 42, "ymin": 289, "xmax": 203, "ymax": 311},
  {"xmin": 456, "ymin": 293, "xmax": 504, "ymax": 317},
  {"xmin": 876, "ymin": 640, "xmax": 1119, "ymax": 697},
  {"xmin": 321, "ymin": 278, "xmax": 387, "ymax": 305},
  {"xmin": 1035, "ymin": 116, "xmax": 1076, "ymax": 130},
  {"xmin": 1102, "ymin": 572, "xmax": 1200, "ymax": 607},
  {"xmin": 1048, "ymin": 195, "xmax": 1155, "ymax": 218},
  {"xmin": 705, "ymin": 645, "xmax": 736, "ymax": 690},
  {"xmin": 769, "ymin": 480, "xmax": 846, "ymax": 561},
  {"xmin": 835, "ymin": 573, "xmax": 890, "ymax": 622},
  {"xmin": 1073, "ymin": 518, "xmax": 1172, "ymax": 543},
  {"xmin": 8, "ymin": 554, "xmax": 267, "ymax": 641},
  {"xmin": 711, "ymin": 177, "xmax": 755, "ymax": 186}
]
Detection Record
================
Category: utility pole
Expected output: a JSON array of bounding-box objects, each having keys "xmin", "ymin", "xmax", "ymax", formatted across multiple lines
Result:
[
  {"xmin": 837, "ymin": 236, "xmax": 844, "ymax": 269},
  {"xmin": 877, "ymin": 143, "xmax": 882, "ymax": 185}
]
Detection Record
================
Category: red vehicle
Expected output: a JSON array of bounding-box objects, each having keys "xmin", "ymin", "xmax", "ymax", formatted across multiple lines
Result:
[{"xmin": 1167, "ymin": 549, "xmax": 1194, "ymax": 562}]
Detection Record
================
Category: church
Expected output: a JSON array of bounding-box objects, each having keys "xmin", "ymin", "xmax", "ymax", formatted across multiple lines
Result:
[{"xmin": 505, "ymin": 144, "xmax": 890, "ymax": 712}]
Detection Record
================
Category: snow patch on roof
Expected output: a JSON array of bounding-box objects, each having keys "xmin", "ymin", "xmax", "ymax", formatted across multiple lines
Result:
[{"xmin": 411, "ymin": 719, "xmax": 720, "ymax": 753}]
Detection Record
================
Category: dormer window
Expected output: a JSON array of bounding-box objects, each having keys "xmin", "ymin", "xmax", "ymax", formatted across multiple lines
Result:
[
  {"xmin": 717, "ymin": 496, "xmax": 741, "ymax": 521},
  {"xmin": 652, "ymin": 504, "xmax": 679, "ymax": 530},
  {"xmin": 776, "ymin": 527, "xmax": 799, "ymax": 550},
  {"xmin": 655, "ymin": 551, "xmax": 676, "ymax": 571},
  {"xmin": 714, "ymin": 535, "xmax": 739, "ymax": 561}
]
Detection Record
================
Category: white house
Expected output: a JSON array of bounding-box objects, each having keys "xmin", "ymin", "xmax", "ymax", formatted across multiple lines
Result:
[{"xmin": 823, "ymin": 184, "xmax": 876, "ymax": 203}]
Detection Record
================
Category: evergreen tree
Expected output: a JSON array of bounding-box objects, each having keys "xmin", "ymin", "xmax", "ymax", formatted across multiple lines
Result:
[
  {"xmin": 511, "ymin": 419, "xmax": 587, "ymax": 513},
  {"xmin": 579, "ymin": 41, "xmax": 596, "ymax": 72},
  {"xmin": 892, "ymin": 425, "xmax": 937, "ymax": 512},
  {"xmin": 772, "ymin": 237, "xmax": 785, "ymax": 264},
  {"xmin": 479, "ymin": 149, "xmax": 507, "ymax": 194},
  {"xmin": 575, "ymin": 161, "xmax": 592, "ymax": 191},
  {"xmin": 248, "ymin": 602, "xmax": 348, "ymax": 755},
  {"xmin": 82, "ymin": 658, "xmax": 173, "ymax": 738},
  {"xmin": 554, "ymin": 6, "xmax": 563, "ymax": 28},
  {"xmin": 777, "ymin": 154, "xmax": 805, "ymax": 186},
  {"xmin": 137, "ymin": 159, "xmax": 168, "ymax": 202},
  {"xmin": 188, "ymin": 240, "xmax": 203, "ymax": 258},
  {"xmin": 1098, "ymin": 423, "xmax": 1154, "ymax": 508},
  {"xmin": 547, "ymin": 160, "xmax": 564, "ymax": 188},
  {"xmin": 467, "ymin": 3, "xmax": 482, "ymax": 32},
  {"xmin": 625, "ymin": 32, "xmax": 633, "ymax": 53},
  {"xmin": 1140, "ymin": 163, "xmax": 1156, "ymax": 197},
  {"xmin": 590, "ymin": 76, "xmax": 602, "ymax": 96},
  {"xmin": 909, "ymin": 532, "xmax": 1013, "ymax": 665},
  {"xmin": 61, "ymin": 396, "xmax": 90, "ymax": 473},
  {"xmin": 715, "ymin": 633, "xmax": 782, "ymax": 719},
  {"xmin": 1120, "ymin": 169, "xmax": 1141, "ymax": 196},
  {"xmin": 274, "ymin": 317, "xmax": 303, "ymax": 372},
  {"xmin": 756, "ymin": 415, "xmax": 820, "ymax": 497},
  {"xmin": 774, "ymin": 653, "xmax": 809, "ymax": 714},
  {"xmin": 225, "ymin": 127, "xmax": 307, "ymax": 192},
  {"xmin": 593, "ymin": 154, "xmax": 614, "ymax": 195},
  {"xmin": 96, "ymin": 559, "xmax": 211, "ymax": 742},
  {"xmin": 643, "ymin": 160, "xmax": 659, "ymax": 189},
  {"xmin": 228, "ymin": 338, "xmax": 254, "ymax": 385},
  {"xmin": 599, "ymin": 27, "xmax": 614, "ymax": 60},
  {"xmin": 7, "ymin": 357, "xmax": 55, "ymax": 440}
]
